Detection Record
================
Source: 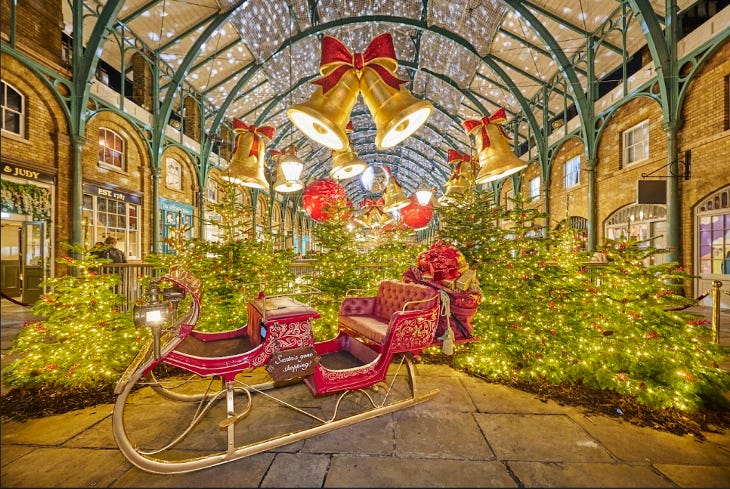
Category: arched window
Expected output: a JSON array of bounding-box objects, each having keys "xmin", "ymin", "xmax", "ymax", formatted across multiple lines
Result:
[
  {"xmin": 605, "ymin": 203, "xmax": 667, "ymax": 265},
  {"xmin": 695, "ymin": 186, "xmax": 730, "ymax": 275},
  {"xmin": 98, "ymin": 128, "xmax": 126, "ymax": 171},
  {"xmin": 1, "ymin": 80, "xmax": 24, "ymax": 137}
]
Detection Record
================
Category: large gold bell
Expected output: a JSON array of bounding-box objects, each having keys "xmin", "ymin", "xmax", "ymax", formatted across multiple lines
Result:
[
  {"xmin": 223, "ymin": 132, "xmax": 269, "ymax": 190},
  {"xmin": 382, "ymin": 175, "xmax": 409, "ymax": 212},
  {"xmin": 287, "ymin": 70, "xmax": 360, "ymax": 151},
  {"xmin": 330, "ymin": 143, "xmax": 367, "ymax": 180},
  {"xmin": 475, "ymin": 124, "xmax": 527, "ymax": 185},
  {"xmin": 360, "ymin": 68, "xmax": 433, "ymax": 149}
]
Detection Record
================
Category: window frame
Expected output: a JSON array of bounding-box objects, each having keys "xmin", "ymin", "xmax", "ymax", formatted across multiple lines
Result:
[
  {"xmin": 622, "ymin": 120, "xmax": 650, "ymax": 167},
  {"xmin": 206, "ymin": 178, "xmax": 219, "ymax": 203},
  {"xmin": 563, "ymin": 155, "xmax": 580, "ymax": 188},
  {"xmin": 529, "ymin": 176, "xmax": 540, "ymax": 200},
  {"xmin": 98, "ymin": 128, "xmax": 126, "ymax": 171},
  {"xmin": 1, "ymin": 80, "xmax": 25, "ymax": 137},
  {"xmin": 165, "ymin": 157, "xmax": 183, "ymax": 191},
  {"xmin": 82, "ymin": 193, "xmax": 141, "ymax": 260}
]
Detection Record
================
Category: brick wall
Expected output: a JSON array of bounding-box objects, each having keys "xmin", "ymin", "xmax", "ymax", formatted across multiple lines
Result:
[
  {"xmin": 83, "ymin": 113, "xmax": 151, "ymax": 259},
  {"xmin": 676, "ymin": 40, "xmax": 730, "ymax": 277},
  {"xmin": 548, "ymin": 137, "xmax": 587, "ymax": 228},
  {"xmin": 1, "ymin": 0, "xmax": 63, "ymax": 67},
  {"xmin": 594, "ymin": 97, "xmax": 668, "ymax": 239},
  {"xmin": 0, "ymin": 54, "xmax": 71, "ymax": 270}
]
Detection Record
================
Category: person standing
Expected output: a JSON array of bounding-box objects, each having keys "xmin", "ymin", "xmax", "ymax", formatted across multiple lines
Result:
[{"xmin": 103, "ymin": 237, "xmax": 127, "ymax": 263}]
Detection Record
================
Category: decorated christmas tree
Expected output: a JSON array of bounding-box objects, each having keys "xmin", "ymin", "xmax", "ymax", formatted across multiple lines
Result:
[
  {"xmin": 436, "ymin": 190, "xmax": 729, "ymax": 411},
  {"xmin": 144, "ymin": 180, "xmax": 295, "ymax": 332},
  {"xmin": 2, "ymin": 244, "xmax": 146, "ymax": 390}
]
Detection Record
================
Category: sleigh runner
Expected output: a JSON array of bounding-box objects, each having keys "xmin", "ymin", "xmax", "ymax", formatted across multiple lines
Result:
[{"xmin": 112, "ymin": 269, "xmax": 441, "ymax": 474}]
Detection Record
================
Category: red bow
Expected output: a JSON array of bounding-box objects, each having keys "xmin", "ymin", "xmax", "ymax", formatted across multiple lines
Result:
[
  {"xmin": 461, "ymin": 107, "xmax": 508, "ymax": 149},
  {"xmin": 232, "ymin": 119, "xmax": 276, "ymax": 157},
  {"xmin": 447, "ymin": 149, "xmax": 470, "ymax": 164},
  {"xmin": 361, "ymin": 197, "xmax": 385, "ymax": 208},
  {"xmin": 313, "ymin": 33, "xmax": 406, "ymax": 94},
  {"xmin": 270, "ymin": 145, "xmax": 298, "ymax": 160},
  {"xmin": 446, "ymin": 149, "xmax": 470, "ymax": 180}
]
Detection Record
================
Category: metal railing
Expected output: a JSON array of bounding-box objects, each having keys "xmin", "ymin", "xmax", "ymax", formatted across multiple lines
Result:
[{"xmin": 98, "ymin": 263, "xmax": 159, "ymax": 312}]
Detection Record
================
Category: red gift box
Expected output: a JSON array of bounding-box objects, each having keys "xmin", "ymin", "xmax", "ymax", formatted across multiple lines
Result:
[{"xmin": 417, "ymin": 240, "xmax": 463, "ymax": 283}]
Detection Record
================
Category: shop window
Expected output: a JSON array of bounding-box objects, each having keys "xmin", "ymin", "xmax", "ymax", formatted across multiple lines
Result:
[
  {"xmin": 529, "ymin": 176, "xmax": 540, "ymax": 200},
  {"xmin": 205, "ymin": 211, "xmax": 222, "ymax": 243},
  {"xmin": 622, "ymin": 120, "xmax": 649, "ymax": 166},
  {"xmin": 160, "ymin": 208, "xmax": 193, "ymax": 254},
  {"xmin": 563, "ymin": 156, "xmax": 580, "ymax": 188},
  {"xmin": 605, "ymin": 203, "xmax": 667, "ymax": 265},
  {"xmin": 98, "ymin": 128, "xmax": 126, "ymax": 171},
  {"xmin": 165, "ymin": 158, "xmax": 182, "ymax": 190},
  {"xmin": 696, "ymin": 186, "xmax": 730, "ymax": 275},
  {"xmin": 1, "ymin": 80, "xmax": 25, "ymax": 137},
  {"xmin": 82, "ymin": 193, "xmax": 140, "ymax": 260}
]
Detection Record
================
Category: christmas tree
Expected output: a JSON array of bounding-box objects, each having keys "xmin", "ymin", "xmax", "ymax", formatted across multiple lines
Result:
[
  {"xmin": 2, "ymin": 243, "xmax": 146, "ymax": 389},
  {"xmin": 145, "ymin": 181, "xmax": 296, "ymax": 332},
  {"xmin": 436, "ymin": 190, "xmax": 729, "ymax": 411}
]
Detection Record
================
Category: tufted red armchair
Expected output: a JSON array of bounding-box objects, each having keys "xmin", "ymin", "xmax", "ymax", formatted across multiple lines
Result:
[{"xmin": 338, "ymin": 280, "xmax": 440, "ymax": 350}]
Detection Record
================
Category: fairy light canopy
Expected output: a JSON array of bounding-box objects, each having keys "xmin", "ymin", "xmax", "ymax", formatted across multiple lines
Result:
[{"xmin": 68, "ymin": 0, "xmax": 699, "ymax": 207}]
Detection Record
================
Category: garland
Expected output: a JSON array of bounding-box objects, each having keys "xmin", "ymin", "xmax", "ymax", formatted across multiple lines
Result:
[{"xmin": 0, "ymin": 179, "xmax": 51, "ymax": 222}]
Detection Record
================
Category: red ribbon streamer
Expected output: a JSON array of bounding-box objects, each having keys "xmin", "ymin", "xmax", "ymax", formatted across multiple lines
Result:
[
  {"xmin": 232, "ymin": 118, "xmax": 276, "ymax": 157},
  {"xmin": 312, "ymin": 33, "xmax": 407, "ymax": 94},
  {"xmin": 461, "ymin": 107, "xmax": 508, "ymax": 149}
]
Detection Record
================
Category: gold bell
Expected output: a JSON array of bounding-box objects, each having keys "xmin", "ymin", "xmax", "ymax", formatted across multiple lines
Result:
[
  {"xmin": 287, "ymin": 70, "xmax": 360, "ymax": 151},
  {"xmin": 223, "ymin": 131, "xmax": 269, "ymax": 191},
  {"xmin": 382, "ymin": 175, "xmax": 409, "ymax": 212},
  {"xmin": 272, "ymin": 165, "xmax": 303, "ymax": 193},
  {"xmin": 330, "ymin": 142, "xmax": 367, "ymax": 180},
  {"xmin": 360, "ymin": 68, "xmax": 433, "ymax": 149},
  {"xmin": 475, "ymin": 123, "xmax": 527, "ymax": 185}
]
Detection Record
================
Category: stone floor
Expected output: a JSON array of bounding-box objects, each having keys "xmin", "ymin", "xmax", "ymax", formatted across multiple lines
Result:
[{"xmin": 2, "ymin": 298, "xmax": 729, "ymax": 488}]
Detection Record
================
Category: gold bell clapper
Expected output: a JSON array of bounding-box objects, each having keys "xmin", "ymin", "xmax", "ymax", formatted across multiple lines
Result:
[
  {"xmin": 382, "ymin": 168, "xmax": 410, "ymax": 212},
  {"xmin": 223, "ymin": 119, "xmax": 275, "ymax": 191},
  {"xmin": 329, "ymin": 121, "xmax": 366, "ymax": 180},
  {"xmin": 462, "ymin": 108, "xmax": 527, "ymax": 185},
  {"xmin": 287, "ymin": 35, "xmax": 364, "ymax": 151}
]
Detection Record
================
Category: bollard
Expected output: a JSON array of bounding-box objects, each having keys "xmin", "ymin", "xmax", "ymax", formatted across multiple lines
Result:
[{"xmin": 711, "ymin": 280, "xmax": 722, "ymax": 343}]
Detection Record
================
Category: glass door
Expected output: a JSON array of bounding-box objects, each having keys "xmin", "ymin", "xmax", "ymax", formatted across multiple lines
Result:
[{"xmin": 22, "ymin": 221, "xmax": 47, "ymax": 304}]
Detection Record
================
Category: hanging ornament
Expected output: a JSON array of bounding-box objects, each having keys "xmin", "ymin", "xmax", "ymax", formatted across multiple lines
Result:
[
  {"xmin": 400, "ymin": 195, "xmax": 434, "ymax": 230},
  {"xmin": 301, "ymin": 178, "xmax": 352, "ymax": 222},
  {"xmin": 462, "ymin": 107, "xmax": 526, "ymax": 184},
  {"xmin": 360, "ymin": 165, "xmax": 390, "ymax": 194}
]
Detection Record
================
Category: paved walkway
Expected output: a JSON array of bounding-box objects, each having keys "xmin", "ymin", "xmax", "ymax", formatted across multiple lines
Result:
[{"xmin": 2, "ymin": 299, "xmax": 729, "ymax": 488}]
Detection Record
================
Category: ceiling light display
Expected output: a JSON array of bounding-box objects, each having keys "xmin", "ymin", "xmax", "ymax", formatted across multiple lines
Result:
[{"xmin": 288, "ymin": 33, "xmax": 432, "ymax": 152}]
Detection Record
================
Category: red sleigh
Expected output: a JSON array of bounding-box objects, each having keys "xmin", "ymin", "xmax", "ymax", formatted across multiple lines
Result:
[{"xmin": 112, "ymin": 269, "xmax": 440, "ymax": 474}]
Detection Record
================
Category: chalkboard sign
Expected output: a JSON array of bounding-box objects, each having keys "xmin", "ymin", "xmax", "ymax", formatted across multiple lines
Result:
[{"xmin": 266, "ymin": 346, "xmax": 320, "ymax": 381}]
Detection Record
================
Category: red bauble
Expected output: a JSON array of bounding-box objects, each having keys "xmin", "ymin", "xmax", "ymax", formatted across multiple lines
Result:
[
  {"xmin": 400, "ymin": 196, "xmax": 433, "ymax": 229},
  {"xmin": 302, "ymin": 178, "xmax": 352, "ymax": 222}
]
